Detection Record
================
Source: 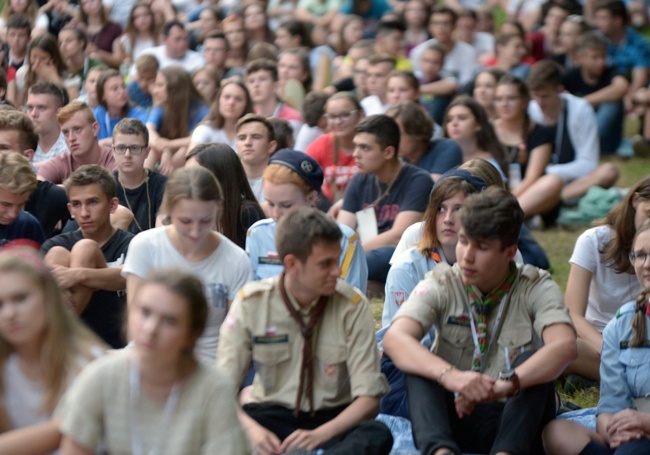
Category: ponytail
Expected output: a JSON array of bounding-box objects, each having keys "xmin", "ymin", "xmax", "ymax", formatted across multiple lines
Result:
[{"xmin": 631, "ymin": 290, "xmax": 649, "ymax": 347}]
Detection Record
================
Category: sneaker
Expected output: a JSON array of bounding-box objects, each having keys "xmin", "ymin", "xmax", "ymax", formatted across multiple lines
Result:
[{"xmin": 632, "ymin": 135, "xmax": 650, "ymax": 158}]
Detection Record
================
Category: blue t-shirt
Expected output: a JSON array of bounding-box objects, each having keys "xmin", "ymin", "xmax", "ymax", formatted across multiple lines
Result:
[
  {"xmin": 0, "ymin": 210, "xmax": 46, "ymax": 246},
  {"xmin": 342, "ymin": 163, "xmax": 433, "ymax": 234},
  {"xmin": 126, "ymin": 80, "xmax": 153, "ymax": 110},
  {"xmin": 146, "ymin": 102, "xmax": 210, "ymax": 137},
  {"xmin": 94, "ymin": 105, "xmax": 149, "ymax": 140}
]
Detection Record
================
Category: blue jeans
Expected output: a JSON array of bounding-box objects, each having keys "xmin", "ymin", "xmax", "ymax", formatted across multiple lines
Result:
[
  {"xmin": 596, "ymin": 101, "xmax": 624, "ymax": 155},
  {"xmin": 367, "ymin": 246, "xmax": 395, "ymax": 283}
]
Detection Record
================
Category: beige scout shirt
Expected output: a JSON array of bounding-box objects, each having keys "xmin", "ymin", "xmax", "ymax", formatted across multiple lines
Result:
[
  {"xmin": 217, "ymin": 276, "xmax": 389, "ymax": 412},
  {"xmin": 394, "ymin": 262, "xmax": 575, "ymax": 379}
]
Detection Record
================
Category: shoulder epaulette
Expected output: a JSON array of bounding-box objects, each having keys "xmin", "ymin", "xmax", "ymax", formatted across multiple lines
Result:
[
  {"xmin": 238, "ymin": 279, "xmax": 274, "ymax": 301},
  {"xmin": 430, "ymin": 262, "xmax": 454, "ymax": 281},
  {"xmin": 335, "ymin": 280, "xmax": 364, "ymax": 305},
  {"xmin": 247, "ymin": 218, "xmax": 275, "ymax": 235},
  {"xmin": 519, "ymin": 264, "xmax": 541, "ymax": 281}
]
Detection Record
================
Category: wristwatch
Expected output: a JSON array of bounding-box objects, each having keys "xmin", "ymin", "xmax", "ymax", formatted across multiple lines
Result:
[{"xmin": 498, "ymin": 369, "xmax": 520, "ymax": 396}]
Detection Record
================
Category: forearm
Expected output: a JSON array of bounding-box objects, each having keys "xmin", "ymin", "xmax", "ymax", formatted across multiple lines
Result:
[
  {"xmin": 383, "ymin": 325, "xmax": 446, "ymax": 382},
  {"xmin": 584, "ymin": 84, "xmax": 627, "ymax": 106},
  {"xmin": 573, "ymin": 315, "xmax": 604, "ymax": 354},
  {"xmin": 78, "ymin": 266, "xmax": 126, "ymax": 291},
  {"xmin": 420, "ymin": 80, "xmax": 458, "ymax": 96},
  {"xmin": 0, "ymin": 420, "xmax": 62, "ymax": 455},
  {"xmin": 362, "ymin": 229, "xmax": 401, "ymax": 251},
  {"xmin": 315, "ymin": 397, "xmax": 379, "ymax": 441},
  {"xmin": 166, "ymin": 136, "xmax": 191, "ymax": 150},
  {"xmin": 515, "ymin": 325, "xmax": 577, "ymax": 388}
]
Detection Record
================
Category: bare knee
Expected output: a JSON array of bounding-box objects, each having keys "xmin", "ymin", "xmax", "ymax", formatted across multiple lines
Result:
[
  {"xmin": 44, "ymin": 246, "xmax": 71, "ymax": 267},
  {"xmin": 594, "ymin": 163, "xmax": 619, "ymax": 189},
  {"xmin": 70, "ymin": 239, "xmax": 103, "ymax": 266},
  {"xmin": 542, "ymin": 420, "xmax": 591, "ymax": 455}
]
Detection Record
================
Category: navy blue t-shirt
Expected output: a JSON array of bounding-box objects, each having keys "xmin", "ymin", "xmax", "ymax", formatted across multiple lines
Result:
[
  {"xmin": 0, "ymin": 211, "xmax": 45, "ymax": 246},
  {"xmin": 342, "ymin": 163, "xmax": 432, "ymax": 234},
  {"xmin": 414, "ymin": 139, "xmax": 463, "ymax": 176}
]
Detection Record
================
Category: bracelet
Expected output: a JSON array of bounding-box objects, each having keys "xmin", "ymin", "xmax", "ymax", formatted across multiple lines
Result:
[{"xmin": 437, "ymin": 365, "xmax": 455, "ymax": 385}]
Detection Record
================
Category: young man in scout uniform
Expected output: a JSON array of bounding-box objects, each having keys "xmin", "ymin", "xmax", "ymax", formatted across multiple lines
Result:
[
  {"xmin": 218, "ymin": 207, "xmax": 392, "ymax": 455},
  {"xmin": 384, "ymin": 187, "xmax": 577, "ymax": 455}
]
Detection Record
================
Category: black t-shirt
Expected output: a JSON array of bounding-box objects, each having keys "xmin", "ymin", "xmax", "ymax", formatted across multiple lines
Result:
[
  {"xmin": 342, "ymin": 163, "xmax": 432, "ymax": 234},
  {"xmin": 502, "ymin": 123, "xmax": 555, "ymax": 177},
  {"xmin": 25, "ymin": 180, "xmax": 70, "ymax": 238},
  {"xmin": 41, "ymin": 229, "xmax": 134, "ymax": 348},
  {"xmin": 114, "ymin": 170, "xmax": 167, "ymax": 234},
  {"xmin": 562, "ymin": 66, "xmax": 621, "ymax": 97}
]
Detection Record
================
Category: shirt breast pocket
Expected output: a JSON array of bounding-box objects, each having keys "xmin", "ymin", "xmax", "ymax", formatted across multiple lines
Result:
[
  {"xmin": 252, "ymin": 343, "xmax": 291, "ymax": 394},
  {"xmin": 618, "ymin": 348, "xmax": 650, "ymax": 398},
  {"xmin": 314, "ymin": 343, "xmax": 349, "ymax": 394},
  {"xmin": 497, "ymin": 327, "xmax": 533, "ymax": 370},
  {"xmin": 438, "ymin": 325, "xmax": 474, "ymax": 371}
]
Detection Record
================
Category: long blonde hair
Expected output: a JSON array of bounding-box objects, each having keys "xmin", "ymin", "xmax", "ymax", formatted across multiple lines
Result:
[{"xmin": 0, "ymin": 248, "xmax": 104, "ymax": 414}]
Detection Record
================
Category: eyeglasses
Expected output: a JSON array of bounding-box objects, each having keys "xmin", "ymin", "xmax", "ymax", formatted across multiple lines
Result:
[
  {"xmin": 113, "ymin": 144, "xmax": 146, "ymax": 155},
  {"xmin": 324, "ymin": 110, "xmax": 358, "ymax": 122},
  {"xmin": 629, "ymin": 251, "xmax": 650, "ymax": 265}
]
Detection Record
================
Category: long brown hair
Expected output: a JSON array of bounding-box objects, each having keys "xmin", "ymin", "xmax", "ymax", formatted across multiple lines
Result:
[
  {"xmin": 0, "ymin": 248, "xmax": 104, "ymax": 415},
  {"xmin": 630, "ymin": 221, "xmax": 650, "ymax": 347},
  {"xmin": 123, "ymin": 2, "xmax": 160, "ymax": 61},
  {"xmin": 418, "ymin": 178, "xmax": 480, "ymax": 254},
  {"xmin": 204, "ymin": 79, "xmax": 253, "ymax": 129},
  {"xmin": 598, "ymin": 176, "xmax": 650, "ymax": 273},
  {"xmin": 158, "ymin": 66, "xmax": 203, "ymax": 140}
]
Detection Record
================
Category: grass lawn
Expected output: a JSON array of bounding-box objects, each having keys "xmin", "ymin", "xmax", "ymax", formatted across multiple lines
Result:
[{"xmin": 370, "ymin": 155, "xmax": 650, "ymax": 408}]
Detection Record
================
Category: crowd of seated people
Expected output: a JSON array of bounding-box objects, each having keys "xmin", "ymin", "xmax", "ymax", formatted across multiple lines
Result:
[{"xmin": 2, "ymin": 0, "xmax": 650, "ymax": 453}]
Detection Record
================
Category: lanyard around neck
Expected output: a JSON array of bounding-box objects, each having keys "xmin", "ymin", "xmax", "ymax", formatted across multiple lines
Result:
[{"xmin": 464, "ymin": 292, "xmax": 509, "ymax": 373}]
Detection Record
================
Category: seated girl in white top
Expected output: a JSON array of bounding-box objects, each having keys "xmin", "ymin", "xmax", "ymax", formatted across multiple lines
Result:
[
  {"xmin": 0, "ymin": 246, "xmax": 104, "ymax": 454},
  {"xmin": 59, "ymin": 269, "xmax": 249, "ymax": 455},
  {"xmin": 563, "ymin": 176, "xmax": 650, "ymax": 381},
  {"xmin": 188, "ymin": 79, "xmax": 254, "ymax": 152},
  {"xmin": 122, "ymin": 167, "xmax": 253, "ymax": 362}
]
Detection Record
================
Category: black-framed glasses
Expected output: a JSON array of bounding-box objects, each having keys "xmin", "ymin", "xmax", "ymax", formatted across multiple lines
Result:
[{"xmin": 113, "ymin": 144, "xmax": 147, "ymax": 155}]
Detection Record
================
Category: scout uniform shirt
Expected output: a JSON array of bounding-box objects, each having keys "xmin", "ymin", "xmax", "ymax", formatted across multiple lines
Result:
[
  {"xmin": 217, "ymin": 276, "xmax": 389, "ymax": 411},
  {"xmin": 394, "ymin": 262, "xmax": 574, "ymax": 379},
  {"xmin": 246, "ymin": 218, "xmax": 368, "ymax": 293}
]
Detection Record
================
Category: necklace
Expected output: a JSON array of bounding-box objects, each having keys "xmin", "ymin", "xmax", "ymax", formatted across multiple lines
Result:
[{"xmin": 119, "ymin": 169, "xmax": 152, "ymax": 232}]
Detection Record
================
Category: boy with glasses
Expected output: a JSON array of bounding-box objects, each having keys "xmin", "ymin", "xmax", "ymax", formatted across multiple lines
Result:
[{"xmin": 112, "ymin": 118, "xmax": 166, "ymax": 234}]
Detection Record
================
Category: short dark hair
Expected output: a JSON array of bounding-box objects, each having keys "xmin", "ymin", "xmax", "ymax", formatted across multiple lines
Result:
[
  {"xmin": 63, "ymin": 164, "xmax": 116, "ymax": 200},
  {"xmin": 246, "ymin": 58, "xmax": 278, "ymax": 81},
  {"xmin": 162, "ymin": 19, "xmax": 185, "ymax": 36},
  {"xmin": 354, "ymin": 114, "xmax": 400, "ymax": 153},
  {"xmin": 386, "ymin": 101, "xmax": 433, "ymax": 143},
  {"xmin": 6, "ymin": 14, "xmax": 31, "ymax": 32},
  {"xmin": 276, "ymin": 207, "xmax": 342, "ymax": 263},
  {"xmin": 302, "ymin": 91, "xmax": 330, "ymax": 127},
  {"xmin": 28, "ymin": 81, "xmax": 68, "ymax": 108},
  {"xmin": 430, "ymin": 5, "xmax": 458, "ymax": 24},
  {"xmin": 377, "ymin": 19, "xmax": 407, "ymax": 36},
  {"xmin": 528, "ymin": 60, "xmax": 563, "ymax": 90},
  {"xmin": 594, "ymin": 0, "xmax": 627, "ymax": 22},
  {"xmin": 0, "ymin": 110, "xmax": 39, "ymax": 151},
  {"xmin": 113, "ymin": 118, "xmax": 149, "ymax": 144},
  {"xmin": 268, "ymin": 117, "xmax": 293, "ymax": 150},
  {"xmin": 204, "ymin": 30, "xmax": 229, "ymax": 51},
  {"xmin": 460, "ymin": 186, "xmax": 523, "ymax": 249}
]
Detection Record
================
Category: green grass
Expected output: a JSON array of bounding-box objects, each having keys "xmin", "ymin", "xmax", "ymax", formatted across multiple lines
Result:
[{"xmin": 371, "ymin": 156, "xmax": 650, "ymax": 408}]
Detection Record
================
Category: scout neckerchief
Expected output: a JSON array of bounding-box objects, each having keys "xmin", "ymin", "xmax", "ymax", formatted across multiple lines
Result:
[
  {"xmin": 278, "ymin": 271, "xmax": 329, "ymax": 417},
  {"xmin": 464, "ymin": 262, "xmax": 518, "ymax": 372}
]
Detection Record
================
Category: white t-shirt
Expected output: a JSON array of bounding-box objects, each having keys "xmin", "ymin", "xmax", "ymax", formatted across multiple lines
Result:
[
  {"xmin": 294, "ymin": 125, "xmax": 324, "ymax": 152},
  {"xmin": 190, "ymin": 124, "xmax": 237, "ymax": 150},
  {"xmin": 569, "ymin": 225, "xmax": 643, "ymax": 332},
  {"xmin": 3, "ymin": 354, "xmax": 46, "ymax": 429},
  {"xmin": 360, "ymin": 95, "xmax": 390, "ymax": 116},
  {"xmin": 249, "ymin": 176, "xmax": 264, "ymax": 203},
  {"xmin": 129, "ymin": 46, "xmax": 205, "ymax": 78},
  {"xmin": 122, "ymin": 227, "xmax": 253, "ymax": 362},
  {"xmin": 410, "ymin": 39, "xmax": 478, "ymax": 86},
  {"xmin": 103, "ymin": 0, "xmax": 136, "ymax": 28},
  {"xmin": 118, "ymin": 34, "xmax": 155, "ymax": 62}
]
